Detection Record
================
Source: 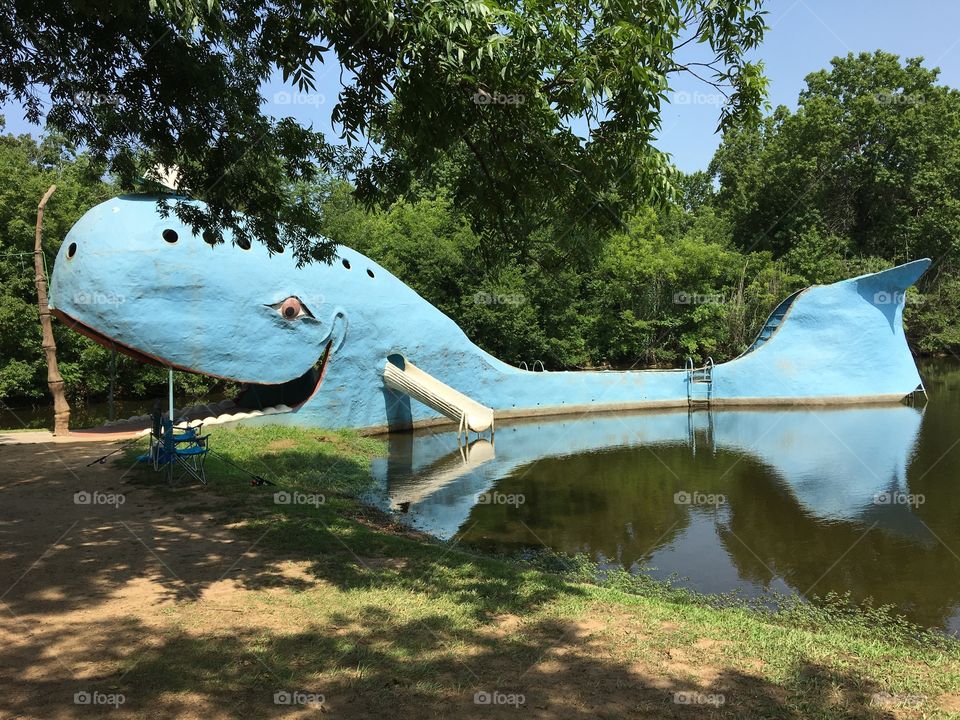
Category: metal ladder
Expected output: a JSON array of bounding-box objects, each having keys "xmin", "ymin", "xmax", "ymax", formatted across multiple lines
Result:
[
  {"xmin": 685, "ymin": 357, "xmax": 714, "ymax": 407},
  {"xmin": 687, "ymin": 406, "xmax": 715, "ymax": 457}
]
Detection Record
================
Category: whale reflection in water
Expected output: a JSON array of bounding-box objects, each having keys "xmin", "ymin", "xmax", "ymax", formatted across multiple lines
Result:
[
  {"xmin": 371, "ymin": 405, "xmax": 924, "ymax": 540},
  {"xmin": 366, "ymin": 403, "xmax": 960, "ymax": 630}
]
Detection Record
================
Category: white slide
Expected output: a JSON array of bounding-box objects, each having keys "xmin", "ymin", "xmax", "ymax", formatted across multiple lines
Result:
[
  {"xmin": 383, "ymin": 357, "xmax": 495, "ymax": 433},
  {"xmin": 388, "ymin": 439, "xmax": 496, "ymax": 508}
]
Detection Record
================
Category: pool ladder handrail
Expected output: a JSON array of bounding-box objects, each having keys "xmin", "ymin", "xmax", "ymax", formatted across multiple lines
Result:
[
  {"xmin": 518, "ymin": 360, "xmax": 546, "ymax": 372},
  {"xmin": 685, "ymin": 356, "xmax": 714, "ymax": 406}
]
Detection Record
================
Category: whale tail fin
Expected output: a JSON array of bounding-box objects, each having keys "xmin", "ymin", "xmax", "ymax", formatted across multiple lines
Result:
[
  {"xmin": 852, "ymin": 258, "xmax": 932, "ymax": 323},
  {"xmin": 722, "ymin": 259, "xmax": 930, "ymax": 400}
]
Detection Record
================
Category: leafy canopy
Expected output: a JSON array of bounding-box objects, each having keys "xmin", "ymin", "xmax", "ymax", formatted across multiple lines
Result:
[
  {"xmin": 712, "ymin": 51, "xmax": 960, "ymax": 268},
  {"xmin": 1, "ymin": 0, "xmax": 767, "ymax": 260}
]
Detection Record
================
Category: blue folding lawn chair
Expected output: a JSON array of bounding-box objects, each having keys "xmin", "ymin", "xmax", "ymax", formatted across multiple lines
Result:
[{"xmin": 146, "ymin": 410, "xmax": 210, "ymax": 485}]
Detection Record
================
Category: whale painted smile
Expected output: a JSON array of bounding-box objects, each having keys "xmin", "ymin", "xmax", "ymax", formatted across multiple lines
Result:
[{"xmin": 49, "ymin": 195, "xmax": 930, "ymax": 432}]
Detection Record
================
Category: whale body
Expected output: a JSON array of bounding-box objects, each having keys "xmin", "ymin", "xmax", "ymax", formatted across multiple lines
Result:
[{"xmin": 49, "ymin": 195, "xmax": 930, "ymax": 432}]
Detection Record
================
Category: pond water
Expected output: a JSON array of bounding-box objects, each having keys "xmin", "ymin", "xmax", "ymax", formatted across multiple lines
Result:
[{"xmin": 368, "ymin": 359, "xmax": 960, "ymax": 634}]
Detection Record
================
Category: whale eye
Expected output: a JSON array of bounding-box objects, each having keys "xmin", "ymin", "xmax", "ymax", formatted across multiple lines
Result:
[
  {"xmin": 281, "ymin": 298, "xmax": 301, "ymax": 319},
  {"xmin": 269, "ymin": 296, "xmax": 313, "ymax": 320},
  {"xmin": 67, "ymin": 242, "xmax": 78, "ymax": 259},
  {"xmin": 162, "ymin": 229, "xmax": 178, "ymax": 243}
]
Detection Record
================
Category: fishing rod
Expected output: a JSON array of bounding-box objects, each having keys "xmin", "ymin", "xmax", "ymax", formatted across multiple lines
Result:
[
  {"xmin": 206, "ymin": 447, "xmax": 276, "ymax": 486},
  {"xmin": 85, "ymin": 434, "xmax": 147, "ymax": 466},
  {"xmin": 86, "ymin": 428, "xmax": 275, "ymax": 486}
]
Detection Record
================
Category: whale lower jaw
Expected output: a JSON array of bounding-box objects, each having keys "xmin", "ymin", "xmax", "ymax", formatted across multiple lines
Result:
[
  {"xmin": 96, "ymin": 352, "xmax": 332, "ymax": 432},
  {"xmin": 52, "ymin": 310, "xmax": 331, "ymax": 431},
  {"xmin": 98, "ymin": 399, "xmax": 298, "ymax": 433}
]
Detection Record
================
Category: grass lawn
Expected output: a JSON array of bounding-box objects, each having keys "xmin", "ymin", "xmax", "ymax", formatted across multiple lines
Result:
[{"xmin": 102, "ymin": 423, "xmax": 960, "ymax": 718}]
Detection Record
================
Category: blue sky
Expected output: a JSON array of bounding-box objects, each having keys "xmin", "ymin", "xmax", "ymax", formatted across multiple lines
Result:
[
  {"xmin": 4, "ymin": 0, "xmax": 960, "ymax": 173},
  {"xmin": 660, "ymin": 0, "xmax": 960, "ymax": 171}
]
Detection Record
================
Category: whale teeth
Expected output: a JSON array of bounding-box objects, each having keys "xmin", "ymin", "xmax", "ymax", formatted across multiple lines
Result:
[
  {"xmin": 91, "ymin": 402, "xmax": 293, "ymax": 432},
  {"xmin": 179, "ymin": 405, "xmax": 287, "ymax": 427}
]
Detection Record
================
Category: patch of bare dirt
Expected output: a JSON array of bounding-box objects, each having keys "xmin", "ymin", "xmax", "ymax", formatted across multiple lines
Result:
[
  {"xmin": 0, "ymin": 441, "xmax": 304, "ymax": 718},
  {"xmin": 940, "ymin": 692, "xmax": 960, "ymax": 712},
  {"xmin": 354, "ymin": 556, "xmax": 408, "ymax": 571},
  {"xmin": 264, "ymin": 439, "xmax": 298, "ymax": 453}
]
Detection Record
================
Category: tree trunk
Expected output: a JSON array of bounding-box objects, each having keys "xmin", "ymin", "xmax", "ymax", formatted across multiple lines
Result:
[{"xmin": 34, "ymin": 184, "xmax": 71, "ymax": 435}]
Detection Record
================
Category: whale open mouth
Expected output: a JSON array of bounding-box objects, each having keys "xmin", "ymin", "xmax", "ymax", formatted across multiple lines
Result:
[
  {"xmin": 53, "ymin": 309, "xmax": 330, "ymax": 418},
  {"xmin": 235, "ymin": 342, "xmax": 331, "ymax": 411}
]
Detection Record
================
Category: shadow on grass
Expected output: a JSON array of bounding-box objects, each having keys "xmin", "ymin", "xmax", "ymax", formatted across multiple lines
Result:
[
  {"xmin": 0, "ymin": 436, "xmax": 925, "ymax": 718},
  {"xmin": 0, "ymin": 610, "xmax": 904, "ymax": 719}
]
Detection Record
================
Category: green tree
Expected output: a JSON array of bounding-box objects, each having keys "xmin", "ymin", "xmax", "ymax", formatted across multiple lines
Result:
[
  {"xmin": 712, "ymin": 51, "xmax": 960, "ymax": 266},
  {"xmin": 0, "ymin": 129, "xmax": 107, "ymax": 402},
  {"xmin": 316, "ymin": 172, "xmax": 808, "ymax": 370},
  {"xmin": 0, "ymin": 127, "xmax": 225, "ymax": 409},
  {"xmin": 1, "ymin": 0, "xmax": 768, "ymax": 260},
  {"xmin": 585, "ymin": 205, "xmax": 791, "ymax": 366},
  {"xmin": 711, "ymin": 51, "xmax": 960, "ymax": 353}
]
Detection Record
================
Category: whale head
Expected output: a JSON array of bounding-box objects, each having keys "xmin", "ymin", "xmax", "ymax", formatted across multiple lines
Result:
[{"xmin": 48, "ymin": 194, "xmax": 377, "ymax": 408}]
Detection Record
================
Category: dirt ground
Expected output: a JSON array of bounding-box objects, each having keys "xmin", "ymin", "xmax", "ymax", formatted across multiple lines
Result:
[
  {"xmin": 0, "ymin": 441, "xmax": 296, "ymax": 718},
  {"xmin": 1, "ymin": 439, "xmax": 957, "ymax": 720}
]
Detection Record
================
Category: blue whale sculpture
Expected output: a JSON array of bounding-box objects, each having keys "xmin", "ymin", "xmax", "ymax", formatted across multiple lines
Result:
[{"xmin": 49, "ymin": 195, "xmax": 930, "ymax": 433}]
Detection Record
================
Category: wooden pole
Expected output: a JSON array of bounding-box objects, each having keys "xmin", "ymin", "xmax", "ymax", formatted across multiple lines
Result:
[
  {"xmin": 34, "ymin": 184, "xmax": 71, "ymax": 435},
  {"xmin": 108, "ymin": 345, "xmax": 116, "ymax": 421}
]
